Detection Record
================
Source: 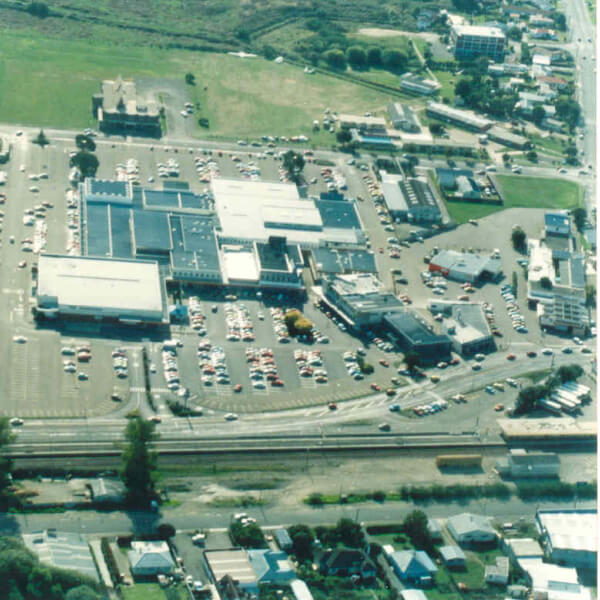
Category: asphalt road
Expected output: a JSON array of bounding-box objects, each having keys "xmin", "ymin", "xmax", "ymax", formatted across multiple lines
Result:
[{"xmin": 0, "ymin": 497, "xmax": 595, "ymax": 536}]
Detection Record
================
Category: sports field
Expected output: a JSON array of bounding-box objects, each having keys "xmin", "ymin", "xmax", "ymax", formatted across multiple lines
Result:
[
  {"xmin": 0, "ymin": 31, "xmax": 394, "ymax": 138},
  {"xmin": 447, "ymin": 175, "xmax": 583, "ymax": 224}
]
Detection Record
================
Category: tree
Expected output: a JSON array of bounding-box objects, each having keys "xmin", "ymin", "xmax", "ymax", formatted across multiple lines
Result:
[
  {"xmin": 0, "ymin": 418, "xmax": 15, "ymax": 494},
  {"xmin": 532, "ymin": 105, "xmax": 545, "ymax": 126},
  {"xmin": 404, "ymin": 352, "xmax": 420, "ymax": 373},
  {"xmin": 336, "ymin": 129, "xmax": 352, "ymax": 144},
  {"xmin": 75, "ymin": 134, "xmax": 96, "ymax": 152},
  {"xmin": 121, "ymin": 417, "xmax": 158, "ymax": 507},
  {"xmin": 229, "ymin": 521, "xmax": 265, "ymax": 548},
  {"xmin": 571, "ymin": 207, "xmax": 586, "ymax": 232},
  {"xmin": 502, "ymin": 153, "xmax": 511, "ymax": 164},
  {"xmin": 452, "ymin": 0, "xmax": 478, "ymax": 12},
  {"xmin": 69, "ymin": 151, "xmax": 99, "ymax": 179},
  {"xmin": 288, "ymin": 524, "xmax": 314, "ymax": 562},
  {"xmin": 33, "ymin": 130, "xmax": 49, "ymax": 148},
  {"xmin": 64, "ymin": 586, "xmax": 101, "ymax": 600},
  {"xmin": 507, "ymin": 26, "xmax": 522, "ymax": 41},
  {"xmin": 323, "ymin": 49, "xmax": 346, "ymax": 69},
  {"xmin": 556, "ymin": 364, "xmax": 583, "ymax": 383},
  {"xmin": 526, "ymin": 150, "xmax": 538, "ymax": 163},
  {"xmin": 515, "ymin": 384, "xmax": 546, "ymax": 414},
  {"xmin": 282, "ymin": 150, "xmax": 305, "ymax": 184},
  {"xmin": 26, "ymin": 566, "xmax": 52, "ymax": 599},
  {"xmin": 429, "ymin": 123, "xmax": 444, "ymax": 136},
  {"xmin": 26, "ymin": 2, "xmax": 49, "ymax": 17},
  {"xmin": 184, "ymin": 73, "xmax": 195, "ymax": 85},
  {"xmin": 336, "ymin": 518, "xmax": 364, "ymax": 548},
  {"xmin": 455, "ymin": 78, "xmax": 472, "ymax": 99},
  {"xmin": 512, "ymin": 271, "xmax": 518, "ymax": 298},
  {"xmin": 511, "ymin": 227, "xmax": 527, "ymax": 250},
  {"xmin": 521, "ymin": 42, "xmax": 531, "ymax": 64},
  {"xmin": 7, "ymin": 581, "xmax": 24, "ymax": 600},
  {"xmin": 555, "ymin": 97, "xmax": 581, "ymax": 131},
  {"xmin": 367, "ymin": 46, "xmax": 383, "ymax": 66},
  {"xmin": 403, "ymin": 510, "xmax": 433, "ymax": 552},
  {"xmin": 553, "ymin": 12, "xmax": 567, "ymax": 31},
  {"xmin": 262, "ymin": 44, "xmax": 277, "ymax": 60},
  {"xmin": 585, "ymin": 284, "xmax": 596, "ymax": 307},
  {"xmin": 382, "ymin": 49, "xmax": 408, "ymax": 71},
  {"xmin": 346, "ymin": 46, "xmax": 367, "ymax": 67}
]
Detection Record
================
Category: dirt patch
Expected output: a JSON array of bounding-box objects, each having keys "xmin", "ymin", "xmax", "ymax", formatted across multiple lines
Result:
[{"xmin": 358, "ymin": 28, "xmax": 439, "ymax": 42}]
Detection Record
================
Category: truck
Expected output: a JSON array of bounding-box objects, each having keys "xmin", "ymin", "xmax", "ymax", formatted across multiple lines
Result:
[
  {"xmin": 538, "ymin": 398, "xmax": 562, "ymax": 415},
  {"xmin": 435, "ymin": 454, "xmax": 482, "ymax": 468},
  {"xmin": 163, "ymin": 339, "xmax": 182, "ymax": 351},
  {"xmin": 549, "ymin": 394, "xmax": 578, "ymax": 414}
]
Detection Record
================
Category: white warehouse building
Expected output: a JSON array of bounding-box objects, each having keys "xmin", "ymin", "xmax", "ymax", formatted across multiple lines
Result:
[{"xmin": 35, "ymin": 254, "xmax": 168, "ymax": 325}]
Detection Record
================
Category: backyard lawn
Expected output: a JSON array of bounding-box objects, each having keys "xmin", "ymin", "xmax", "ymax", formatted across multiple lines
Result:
[
  {"xmin": 446, "ymin": 202, "xmax": 505, "ymax": 224},
  {"xmin": 0, "ymin": 30, "xmax": 396, "ymax": 139},
  {"xmin": 122, "ymin": 583, "xmax": 174, "ymax": 600}
]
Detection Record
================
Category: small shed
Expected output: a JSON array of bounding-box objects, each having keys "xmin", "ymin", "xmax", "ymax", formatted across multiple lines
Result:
[
  {"xmin": 439, "ymin": 545, "xmax": 467, "ymax": 568},
  {"xmin": 274, "ymin": 528, "xmax": 293, "ymax": 552}
]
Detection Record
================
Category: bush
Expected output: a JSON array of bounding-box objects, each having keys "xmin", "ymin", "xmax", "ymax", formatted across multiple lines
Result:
[
  {"xmin": 372, "ymin": 490, "xmax": 386, "ymax": 502},
  {"xmin": 307, "ymin": 493, "xmax": 324, "ymax": 506},
  {"xmin": 229, "ymin": 521, "xmax": 265, "ymax": 548}
]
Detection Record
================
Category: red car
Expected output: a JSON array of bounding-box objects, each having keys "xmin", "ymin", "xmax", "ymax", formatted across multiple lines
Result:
[
  {"xmin": 371, "ymin": 383, "xmax": 381, "ymax": 391},
  {"xmin": 449, "ymin": 357, "xmax": 460, "ymax": 365},
  {"xmin": 328, "ymin": 402, "xmax": 337, "ymax": 410},
  {"xmin": 506, "ymin": 354, "xmax": 516, "ymax": 360},
  {"xmin": 526, "ymin": 351, "xmax": 537, "ymax": 358},
  {"xmin": 234, "ymin": 384, "xmax": 243, "ymax": 392},
  {"xmin": 379, "ymin": 359, "xmax": 389, "ymax": 367},
  {"xmin": 271, "ymin": 379, "xmax": 284, "ymax": 387}
]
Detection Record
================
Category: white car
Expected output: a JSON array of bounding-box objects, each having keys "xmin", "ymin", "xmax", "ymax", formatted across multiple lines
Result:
[
  {"xmin": 224, "ymin": 413, "xmax": 238, "ymax": 421},
  {"xmin": 9, "ymin": 418, "xmax": 24, "ymax": 426},
  {"xmin": 29, "ymin": 186, "xmax": 39, "ymax": 193},
  {"xmin": 572, "ymin": 337, "xmax": 583, "ymax": 345},
  {"xmin": 541, "ymin": 348, "xmax": 553, "ymax": 355},
  {"xmin": 12, "ymin": 335, "xmax": 27, "ymax": 343}
]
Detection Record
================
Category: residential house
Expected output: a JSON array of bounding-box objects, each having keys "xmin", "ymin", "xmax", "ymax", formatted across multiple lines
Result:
[
  {"xmin": 503, "ymin": 538, "xmax": 544, "ymax": 562},
  {"xmin": 447, "ymin": 513, "xmax": 497, "ymax": 545},
  {"xmin": 127, "ymin": 541, "xmax": 175, "ymax": 577},
  {"xmin": 388, "ymin": 550, "xmax": 437, "ymax": 585},
  {"xmin": 319, "ymin": 548, "xmax": 377, "ymax": 580},
  {"xmin": 401, "ymin": 590, "xmax": 429, "ymax": 600},
  {"xmin": 427, "ymin": 519, "xmax": 443, "ymax": 542},
  {"xmin": 247, "ymin": 550, "xmax": 295, "ymax": 584},
  {"xmin": 530, "ymin": 14, "xmax": 555, "ymax": 27},
  {"xmin": 530, "ymin": 28, "xmax": 558, "ymax": 40},
  {"xmin": 417, "ymin": 9, "xmax": 435, "ymax": 30},
  {"xmin": 439, "ymin": 546, "xmax": 467, "ymax": 569},
  {"xmin": 485, "ymin": 556, "xmax": 510, "ymax": 585},
  {"xmin": 88, "ymin": 478, "xmax": 125, "ymax": 504}
]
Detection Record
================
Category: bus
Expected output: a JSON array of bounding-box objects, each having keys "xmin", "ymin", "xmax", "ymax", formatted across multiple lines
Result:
[{"xmin": 538, "ymin": 398, "xmax": 562, "ymax": 415}]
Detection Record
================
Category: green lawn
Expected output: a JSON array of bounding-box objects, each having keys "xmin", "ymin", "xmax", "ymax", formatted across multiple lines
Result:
[
  {"xmin": 431, "ymin": 70, "xmax": 456, "ymax": 102},
  {"xmin": 122, "ymin": 583, "xmax": 182, "ymax": 600},
  {"xmin": 446, "ymin": 202, "xmax": 505, "ymax": 224},
  {"xmin": 0, "ymin": 30, "xmax": 397, "ymax": 139},
  {"xmin": 494, "ymin": 175, "xmax": 583, "ymax": 210},
  {"xmin": 530, "ymin": 133, "xmax": 568, "ymax": 156}
]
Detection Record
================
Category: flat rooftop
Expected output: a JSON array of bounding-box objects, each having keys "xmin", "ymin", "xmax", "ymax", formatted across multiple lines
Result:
[
  {"xmin": 384, "ymin": 311, "xmax": 450, "ymax": 346},
  {"xmin": 453, "ymin": 24, "xmax": 505, "ymax": 37},
  {"xmin": 537, "ymin": 510, "xmax": 597, "ymax": 554},
  {"xmin": 205, "ymin": 549, "xmax": 257, "ymax": 584},
  {"xmin": 312, "ymin": 247, "xmax": 377, "ymax": 275},
  {"xmin": 498, "ymin": 418, "xmax": 597, "ymax": 439},
  {"xmin": 37, "ymin": 254, "xmax": 164, "ymax": 317}
]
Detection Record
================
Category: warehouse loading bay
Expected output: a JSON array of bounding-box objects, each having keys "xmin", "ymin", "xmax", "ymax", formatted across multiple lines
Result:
[{"xmin": 0, "ymin": 134, "xmax": 595, "ymax": 426}]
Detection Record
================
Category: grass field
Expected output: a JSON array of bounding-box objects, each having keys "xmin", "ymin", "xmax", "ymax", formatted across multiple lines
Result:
[
  {"xmin": 495, "ymin": 175, "xmax": 583, "ymax": 210},
  {"xmin": 122, "ymin": 583, "xmax": 186, "ymax": 600},
  {"xmin": 447, "ymin": 175, "xmax": 582, "ymax": 224},
  {"xmin": 0, "ymin": 30, "xmax": 396, "ymax": 138},
  {"xmin": 530, "ymin": 133, "xmax": 568, "ymax": 156},
  {"xmin": 432, "ymin": 70, "xmax": 456, "ymax": 102}
]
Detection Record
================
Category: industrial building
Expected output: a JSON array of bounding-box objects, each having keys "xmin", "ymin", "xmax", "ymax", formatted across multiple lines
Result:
[
  {"xmin": 23, "ymin": 530, "xmax": 99, "ymax": 581},
  {"xmin": 383, "ymin": 311, "xmax": 452, "ymax": 365},
  {"xmin": 380, "ymin": 172, "xmax": 441, "ymax": 224},
  {"xmin": 92, "ymin": 76, "xmax": 161, "ymax": 136},
  {"xmin": 428, "ymin": 250, "xmax": 502, "ymax": 283},
  {"xmin": 545, "ymin": 211, "xmax": 572, "ymax": 237},
  {"xmin": 495, "ymin": 449, "xmax": 560, "ymax": 478},
  {"xmin": 214, "ymin": 178, "xmax": 365, "ymax": 247},
  {"xmin": 399, "ymin": 72, "xmax": 442, "ymax": 95},
  {"xmin": 35, "ymin": 255, "xmax": 168, "ymax": 325},
  {"xmin": 426, "ymin": 102, "xmax": 493, "ymax": 132},
  {"xmin": 204, "ymin": 549, "xmax": 259, "ymax": 597},
  {"xmin": 339, "ymin": 114, "xmax": 388, "ymax": 134},
  {"xmin": 309, "ymin": 247, "xmax": 377, "ymax": 281},
  {"xmin": 350, "ymin": 129, "xmax": 397, "ymax": 151},
  {"xmin": 387, "ymin": 103, "xmax": 421, "ymax": 132},
  {"xmin": 487, "ymin": 126, "xmax": 530, "ymax": 149},
  {"xmin": 322, "ymin": 273, "xmax": 404, "ymax": 328},
  {"xmin": 535, "ymin": 509, "xmax": 597, "ymax": 569},
  {"xmin": 451, "ymin": 25, "xmax": 506, "ymax": 61},
  {"xmin": 428, "ymin": 300, "xmax": 495, "ymax": 356},
  {"xmin": 527, "ymin": 240, "xmax": 588, "ymax": 335}
]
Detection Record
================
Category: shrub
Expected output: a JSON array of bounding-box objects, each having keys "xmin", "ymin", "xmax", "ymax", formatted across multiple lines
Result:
[
  {"xmin": 307, "ymin": 493, "xmax": 324, "ymax": 506},
  {"xmin": 372, "ymin": 490, "xmax": 386, "ymax": 502}
]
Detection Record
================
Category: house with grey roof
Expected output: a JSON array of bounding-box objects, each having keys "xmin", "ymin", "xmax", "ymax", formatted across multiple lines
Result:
[
  {"xmin": 247, "ymin": 550, "xmax": 295, "ymax": 583},
  {"xmin": 439, "ymin": 545, "xmax": 467, "ymax": 568},
  {"xmin": 89, "ymin": 478, "xmax": 125, "ymax": 504},
  {"xmin": 447, "ymin": 513, "xmax": 497, "ymax": 545},
  {"xmin": 485, "ymin": 556, "xmax": 510, "ymax": 585},
  {"xmin": 388, "ymin": 550, "xmax": 437, "ymax": 585},
  {"xmin": 274, "ymin": 528, "xmax": 293, "ymax": 552},
  {"xmin": 128, "ymin": 541, "xmax": 175, "ymax": 577},
  {"xmin": 388, "ymin": 103, "xmax": 421, "ymax": 132}
]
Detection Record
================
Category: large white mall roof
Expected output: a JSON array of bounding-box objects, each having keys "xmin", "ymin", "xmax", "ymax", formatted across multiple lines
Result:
[{"xmin": 37, "ymin": 254, "xmax": 165, "ymax": 321}]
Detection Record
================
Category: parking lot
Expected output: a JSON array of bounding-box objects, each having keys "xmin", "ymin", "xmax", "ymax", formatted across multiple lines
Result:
[{"xmin": 0, "ymin": 130, "xmax": 594, "ymax": 422}]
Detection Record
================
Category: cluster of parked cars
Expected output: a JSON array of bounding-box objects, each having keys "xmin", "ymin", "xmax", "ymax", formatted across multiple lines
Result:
[
  {"xmin": 162, "ymin": 348, "xmax": 181, "ymax": 392},
  {"xmin": 65, "ymin": 189, "xmax": 80, "ymax": 255},
  {"xmin": 180, "ymin": 102, "xmax": 194, "ymax": 117},
  {"xmin": 194, "ymin": 156, "xmax": 219, "ymax": 183},
  {"xmin": 198, "ymin": 340, "xmax": 230, "ymax": 387},
  {"xmin": 343, "ymin": 350, "xmax": 365, "ymax": 381},
  {"xmin": 112, "ymin": 347, "xmax": 128, "ymax": 378},
  {"xmin": 61, "ymin": 345, "xmax": 91, "ymax": 379},
  {"xmin": 231, "ymin": 155, "xmax": 261, "ymax": 180},
  {"xmin": 319, "ymin": 167, "xmax": 347, "ymax": 192},
  {"xmin": 501, "ymin": 284, "xmax": 528, "ymax": 333},
  {"xmin": 269, "ymin": 306, "xmax": 292, "ymax": 343},
  {"xmin": 482, "ymin": 302, "xmax": 502, "ymax": 337},
  {"xmin": 368, "ymin": 335, "xmax": 394, "ymax": 352},
  {"xmin": 225, "ymin": 303, "xmax": 255, "ymax": 342},
  {"xmin": 115, "ymin": 159, "xmax": 140, "ymax": 185},
  {"xmin": 246, "ymin": 347, "xmax": 283, "ymax": 389},
  {"xmin": 413, "ymin": 399, "xmax": 448, "ymax": 416},
  {"xmin": 294, "ymin": 349, "xmax": 328, "ymax": 383},
  {"xmin": 188, "ymin": 297, "xmax": 207, "ymax": 335},
  {"xmin": 157, "ymin": 159, "xmax": 180, "ymax": 179}
]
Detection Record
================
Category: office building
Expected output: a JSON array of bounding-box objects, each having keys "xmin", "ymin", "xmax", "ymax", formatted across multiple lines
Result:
[
  {"xmin": 380, "ymin": 172, "xmax": 441, "ymax": 224},
  {"xmin": 451, "ymin": 25, "xmax": 506, "ymax": 61},
  {"xmin": 92, "ymin": 75, "xmax": 161, "ymax": 136}
]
